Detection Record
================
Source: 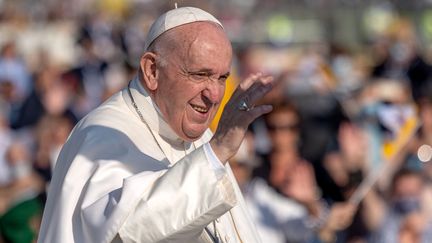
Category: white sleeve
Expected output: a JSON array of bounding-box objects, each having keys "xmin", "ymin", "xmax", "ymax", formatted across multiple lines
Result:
[
  {"xmin": 116, "ymin": 145, "xmax": 236, "ymax": 242},
  {"xmin": 203, "ymin": 142, "xmax": 226, "ymax": 180},
  {"xmin": 78, "ymin": 144, "xmax": 237, "ymax": 243}
]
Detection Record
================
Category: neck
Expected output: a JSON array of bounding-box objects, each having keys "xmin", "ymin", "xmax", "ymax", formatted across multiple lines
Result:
[{"xmin": 128, "ymin": 76, "xmax": 188, "ymax": 146}]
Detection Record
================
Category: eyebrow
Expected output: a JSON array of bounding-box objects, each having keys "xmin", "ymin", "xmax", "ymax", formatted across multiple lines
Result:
[
  {"xmin": 187, "ymin": 68, "xmax": 230, "ymax": 78},
  {"xmin": 220, "ymin": 72, "xmax": 230, "ymax": 80}
]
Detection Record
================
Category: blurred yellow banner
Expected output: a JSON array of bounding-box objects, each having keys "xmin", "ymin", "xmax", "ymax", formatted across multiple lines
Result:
[
  {"xmin": 210, "ymin": 72, "xmax": 239, "ymax": 132},
  {"xmin": 382, "ymin": 111, "xmax": 419, "ymax": 160}
]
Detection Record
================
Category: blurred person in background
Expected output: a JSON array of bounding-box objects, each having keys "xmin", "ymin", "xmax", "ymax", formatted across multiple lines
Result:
[
  {"xmin": 331, "ymin": 78, "xmax": 425, "ymax": 242},
  {"xmin": 33, "ymin": 114, "xmax": 74, "ymax": 183},
  {"xmin": 10, "ymin": 66, "xmax": 77, "ymax": 130},
  {"xmin": 236, "ymin": 103, "xmax": 357, "ymax": 243},
  {"xmin": 354, "ymin": 79, "xmax": 418, "ymax": 190},
  {"xmin": 285, "ymin": 46, "xmax": 349, "ymax": 202},
  {"xmin": 264, "ymin": 102, "xmax": 300, "ymax": 152},
  {"xmin": 323, "ymin": 122, "xmax": 368, "ymax": 195},
  {"xmin": 369, "ymin": 168, "xmax": 432, "ymax": 243},
  {"xmin": 371, "ymin": 18, "xmax": 432, "ymax": 103},
  {"xmin": 252, "ymin": 101, "xmax": 302, "ymax": 187},
  {"xmin": 400, "ymin": 92, "xmax": 432, "ymax": 223},
  {"xmin": 0, "ymin": 41, "xmax": 31, "ymax": 104},
  {"xmin": 0, "ymin": 142, "xmax": 44, "ymax": 243},
  {"xmin": 101, "ymin": 63, "xmax": 129, "ymax": 101},
  {"xmin": 270, "ymin": 148, "xmax": 357, "ymax": 243},
  {"xmin": 71, "ymin": 18, "xmax": 113, "ymax": 118},
  {"xmin": 323, "ymin": 120, "xmax": 383, "ymax": 242},
  {"xmin": 231, "ymin": 131, "xmax": 357, "ymax": 243}
]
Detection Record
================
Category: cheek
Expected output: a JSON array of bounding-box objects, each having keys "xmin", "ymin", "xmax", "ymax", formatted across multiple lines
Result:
[
  {"xmin": 162, "ymin": 82, "xmax": 190, "ymax": 105},
  {"xmin": 217, "ymin": 84, "xmax": 226, "ymax": 102}
]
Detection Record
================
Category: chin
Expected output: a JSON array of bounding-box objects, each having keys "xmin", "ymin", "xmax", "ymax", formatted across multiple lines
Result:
[
  {"xmin": 182, "ymin": 133, "xmax": 203, "ymax": 142},
  {"xmin": 182, "ymin": 127, "xmax": 208, "ymax": 142},
  {"xmin": 181, "ymin": 114, "xmax": 213, "ymax": 141}
]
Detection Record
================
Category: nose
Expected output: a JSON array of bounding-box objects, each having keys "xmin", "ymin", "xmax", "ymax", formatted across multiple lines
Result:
[{"xmin": 202, "ymin": 80, "xmax": 224, "ymax": 105}]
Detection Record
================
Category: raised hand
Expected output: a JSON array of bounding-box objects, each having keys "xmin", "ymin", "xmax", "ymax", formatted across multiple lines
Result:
[
  {"xmin": 210, "ymin": 72, "xmax": 273, "ymax": 163},
  {"xmin": 338, "ymin": 122, "xmax": 368, "ymax": 171},
  {"xmin": 319, "ymin": 202, "xmax": 357, "ymax": 242},
  {"xmin": 282, "ymin": 161, "xmax": 319, "ymax": 204}
]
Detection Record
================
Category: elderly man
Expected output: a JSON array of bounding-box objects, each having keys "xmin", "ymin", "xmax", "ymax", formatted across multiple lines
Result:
[{"xmin": 37, "ymin": 7, "xmax": 273, "ymax": 243}]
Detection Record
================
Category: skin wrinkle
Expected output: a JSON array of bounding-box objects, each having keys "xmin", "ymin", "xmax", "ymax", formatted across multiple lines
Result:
[
  {"xmin": 141, "ymin": 22, "xmax": 232, "ymax": 141},
  {"xmin": 149, "ymin": 21, "xmax": 225, "ymax": 70},
  {"xmin": 181, "ymin": 32, "xmax": 229, "ymax": 110}
]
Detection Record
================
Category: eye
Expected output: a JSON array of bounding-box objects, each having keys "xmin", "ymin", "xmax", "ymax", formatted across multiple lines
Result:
[
  {"xmin": 189, "ymin": 71, "xmax": 206, "ymax": 76},
  {"xmin": 195, "ymin": 72, "xmax": 209, "ymax": 77},
  {"xmin": 217, "ymin": 73, "xmax": 230, "ymax": 84},
  {"xmin": 188, "ymin": 71, "xmax": 210, "ymax": 82},
  {"xmin": 219, "ymin": 75, "xmax": 229, "ymax": 82}
]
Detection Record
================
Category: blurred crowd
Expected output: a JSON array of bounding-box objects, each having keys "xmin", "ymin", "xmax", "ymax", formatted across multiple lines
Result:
[{"xmin": 1, "ymin": 0, "xmax": 432, "ymax": 243}]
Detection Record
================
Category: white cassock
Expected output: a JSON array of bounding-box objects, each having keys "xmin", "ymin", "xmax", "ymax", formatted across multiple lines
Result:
[{"xmin": 37, "ymin": 77, "xmax": 262, "ymax": 243}]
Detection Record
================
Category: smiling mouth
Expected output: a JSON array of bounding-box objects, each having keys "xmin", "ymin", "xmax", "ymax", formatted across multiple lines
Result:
[{"xmin": 191, "ymin": 104, "xmax": 209, "ymax": 113}]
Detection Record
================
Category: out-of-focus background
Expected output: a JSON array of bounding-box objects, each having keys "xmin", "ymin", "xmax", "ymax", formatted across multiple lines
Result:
[{"xmin": 1, "ymin": 0, "xmax": 432, "ymax": 242}]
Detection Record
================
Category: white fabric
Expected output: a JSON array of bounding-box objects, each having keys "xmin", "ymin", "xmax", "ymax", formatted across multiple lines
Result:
[
  {"xmin": 243, "ymin": 178, "xmax": 314, "ymax": 243},
  {"xmin": 37, "ymin": 76, "xmax": 261, "ymax": 243},
  {"xmin": 144, "ymin": 7, "xmax": 223, "ymax": 51},
  {"xmin": 203, "ymin": 143, "xmax": 226, "ymax": 180}
]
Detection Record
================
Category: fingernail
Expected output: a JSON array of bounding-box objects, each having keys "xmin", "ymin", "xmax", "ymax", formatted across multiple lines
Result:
[{"xmin": 264, "ymin": 104, "xmax": 273, "ymax": 112}]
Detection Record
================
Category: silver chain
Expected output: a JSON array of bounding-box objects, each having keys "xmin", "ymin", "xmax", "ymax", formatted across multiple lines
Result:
[
  {"xmin": 127, "ymin": 80, "xmax": 222, "ymax": 243},
  {"xmin": 127, "ymin": 81, "xmax": 166, "ymax": 155}
]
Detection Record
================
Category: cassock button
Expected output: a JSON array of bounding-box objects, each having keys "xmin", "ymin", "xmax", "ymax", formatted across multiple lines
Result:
[{"xmin": 215, "ymin": 218, "xmax": 220, "ymax": 223}]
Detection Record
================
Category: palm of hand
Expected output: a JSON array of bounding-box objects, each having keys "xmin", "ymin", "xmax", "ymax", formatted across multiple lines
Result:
[{"xmin": 282, "ymin": 162, "xmax": 318, "ymax": 204}]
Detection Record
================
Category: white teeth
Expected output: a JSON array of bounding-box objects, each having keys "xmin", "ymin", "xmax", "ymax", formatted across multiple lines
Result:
[{"xmin": 191, "ymin": 104, "xmax": 208, "ymax": 113}]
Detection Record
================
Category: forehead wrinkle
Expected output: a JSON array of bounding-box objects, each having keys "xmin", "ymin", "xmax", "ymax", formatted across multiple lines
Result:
[
  {"xmin": 151, "ymin": 24, "xmax": 200, "ymax": 67},
  {"xmin": 184, "ymin": 33, "xmax": 200, "ymax": 67},
  {"xmin": 176, "ymin": 23, "xmax": 219, "ymax": 68},
  {"xmin": 185, "ymin": 24, "xmax": 231, "ymax": 70},
  {"xmin": 152, "ymin": 22, "xmax": 231, "ymax": 73}
]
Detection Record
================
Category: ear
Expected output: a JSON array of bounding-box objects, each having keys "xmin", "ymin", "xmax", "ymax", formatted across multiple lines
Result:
[{"xmin": 140, "ymin": 52, "xmax": 158, "ymax": 91}]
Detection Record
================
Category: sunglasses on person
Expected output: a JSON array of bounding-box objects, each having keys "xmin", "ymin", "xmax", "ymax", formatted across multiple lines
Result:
[{"xmin": 267, "ymin": 123, "xmax": 299, "ymax": 131}]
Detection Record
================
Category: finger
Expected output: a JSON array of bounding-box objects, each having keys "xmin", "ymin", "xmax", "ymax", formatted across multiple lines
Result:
[
  {"xmin": 231, "ymin": 74, "xmax": 273, "ymax": 104},
  {"xmin": 257, "ymin": 75, "xmax": 274, "ymax": 85},
  {"xmin": 244, "ymin": 81, "xmax": 273, "ymax": 105},
  {"xmin": 228, "ymin": 83, "xmax": 272, "ymax": 113},
  {"xmin": 238, "ymin": 72, "xmax": 263, "ymax": 91},
  {"xmin": 245, "ymin": 75, "xmax": 274, "ymax": 93},
  {"xmin": 245, "ymin": 104, "xmax": 273, "ymax": 122},
  {"xmin": 240, "ymin": 76, "xmax": 272, "ymax": 99},
  {"xmin": 237, "ymin": 73, "xmax": 273, "ymax": 98},
  {"xmin": 230, "ymin": 73, "xmax": 261, "ymax": 101}
]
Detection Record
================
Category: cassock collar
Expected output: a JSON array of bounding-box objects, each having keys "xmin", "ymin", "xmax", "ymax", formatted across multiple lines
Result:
[{"xmin": 126, "ymin": 76, "xmax": 193, "ymax": 152}]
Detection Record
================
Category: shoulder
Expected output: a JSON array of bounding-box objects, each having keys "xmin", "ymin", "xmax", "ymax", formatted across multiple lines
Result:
[
  {"xmin": 72, "ymin": 90, "xmax": 145, "ymax": 143},
  {"xmin": 64, "ymin": 89, "xmax": 166, "ymax": 163},
  {"xmin": 78, "ymin": 91, "xmax": 132, "ymax": 129},
  {"xmin": 60, "ymin": 91, "xmax": 137, "ymax": 159}
]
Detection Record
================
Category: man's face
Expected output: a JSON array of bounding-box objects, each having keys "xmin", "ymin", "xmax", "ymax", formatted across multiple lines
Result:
[
  {"xmin": 393, "ymin": 174, "xmax": 423, "ymax": 199},
  {"xmin": 153, "ymin": 23, "xmax": 232, "ymax": 141},
  {"xmin": 266, "ymin": 108, "xmax": 300, "ymax": 149}
]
